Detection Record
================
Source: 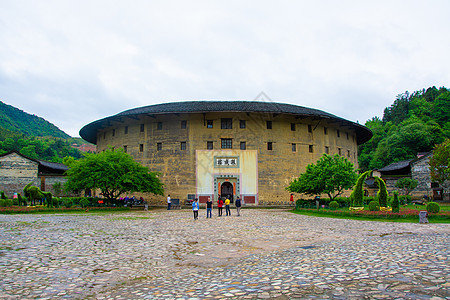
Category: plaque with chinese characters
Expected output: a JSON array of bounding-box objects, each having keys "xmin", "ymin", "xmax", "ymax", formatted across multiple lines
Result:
[{"xmin": 214, "ymin": 156, "xmax": 239, "ymax": 168}]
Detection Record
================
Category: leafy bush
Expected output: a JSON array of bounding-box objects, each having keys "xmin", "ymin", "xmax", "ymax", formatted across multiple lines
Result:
[
  {"xmin": 329, "ymin": 201, "xmax": 339, "ymax": 210},
  {"xmin": 375, "ymin": 177, "xmax": 388, "ymax": 207},
  {"xmin": 398, "ymin": 195, "xmax": 411, "ymax": 205},
  {"xmin": 80, "ymin": 198, "xmax": 90, "ymax": 208},
  {"xmin": 426, "ymin": 202, "xmax": 440, "ymax": 213},
  {"xmin": 0, "ymin": 199, "xmax": 13, "ymax": 207},
  {"xmin": 368, "ymin": 200, "xmax": 380, "ymax": 211},
  {"xmin": 0, "ymin": 191, "xmax": 7, "ymax": 199},
  {"xmin": 351, "ymin": 171, "xmax": 371, "ymax": 207},
  {"xmin": 62, "ymin": 198, "xmax": 73, "ymax": 208},
  {"xmin": 363, "ymin": 196, "xmax": 376, "ymax": 206},
  {"xmin": 392, "ymin": 191, "xmax": 400, "ymax": 213}
]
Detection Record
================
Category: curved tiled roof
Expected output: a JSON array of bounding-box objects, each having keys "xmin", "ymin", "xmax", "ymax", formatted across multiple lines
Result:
[{"xmin": 80, "ymin": 101, "xmax": 372, "ymax": 144}]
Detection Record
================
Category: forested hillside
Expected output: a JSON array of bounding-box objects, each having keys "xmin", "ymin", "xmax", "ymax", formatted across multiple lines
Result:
[
  {"xmin": 0, "ymin": 101, "xmax": 70, "ymax": 138},
  {"xmin": 358, "ymin": 86, "xmax": 450, "ymax": 171},
  {"xmin": 0, "ymin": 100, "xmax": 86, "ymax": 162}
]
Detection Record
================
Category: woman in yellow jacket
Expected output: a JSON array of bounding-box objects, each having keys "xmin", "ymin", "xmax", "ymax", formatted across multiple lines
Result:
[{"xmin": 225, "ymin": 197, "xmax": 231, "ymax": 216}]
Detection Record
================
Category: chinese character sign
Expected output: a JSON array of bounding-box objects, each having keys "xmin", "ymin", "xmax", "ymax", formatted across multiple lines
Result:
[{"xmin": 215, "ymin": 157, "xmax": 238, "ymax": 167}]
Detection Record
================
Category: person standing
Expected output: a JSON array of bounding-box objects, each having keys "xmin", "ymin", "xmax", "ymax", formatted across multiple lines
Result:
[
  {"xmin": 167, "ymin": 194, "xmax": 171, "ymax": 210},
  {"xmin": 225, "ymin": 197, "xmax": 231, "ymax": 216},
  {"xmin": 206, "ymin": 197, "xmax": 213, "ymax": 218},
  {"xmin": 217, "ymin": 197, "xmax": 224, "ymax": 217},
  {"xmin": 192, "ymin": 198, "xmax": 199, "ymax": 220},
  {"xmin": 235, "ymin": 196, "xmax": 242, "ymax": 216}
]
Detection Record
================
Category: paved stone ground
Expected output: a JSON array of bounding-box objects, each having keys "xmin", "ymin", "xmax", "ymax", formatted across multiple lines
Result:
[{"xmin": 0, "ymin": 209, "xmax": 448, "ymax": 299}]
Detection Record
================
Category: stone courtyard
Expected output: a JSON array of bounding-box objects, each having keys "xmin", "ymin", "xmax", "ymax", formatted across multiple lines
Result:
[{"xmin": 0, "ymin": 209, "xmax": 448, "ymax": 299}]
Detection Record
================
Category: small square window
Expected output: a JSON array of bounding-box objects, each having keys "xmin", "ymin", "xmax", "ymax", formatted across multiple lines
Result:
[
  {"xmin": 347, "ymin": 150, "xmax": 351, "ymax": 157},
  {"xmin": 266, "ymin": 121, "xmax": 272, "ymax": 129},
  {"xmin": 240, "ymin": 120, "xmax": 246, "ymax": 128},
  {"xmin": 308, "ymin": 124, "xmax": 312, "ymax": 133},
  {"xmin": 324, "ymin": 127, "xmax": 328, "ymax": 135},
  {"xmin": 337, "ymin": 130, "xmax": 340, "ymax": 138},
  {"xmin": 139, "ymin": 144, "xmax": 144, "ymax": 152},
  {"xmin": 346, "ymin": 132, "xmax": 349, "ymax": 140},
  {"xmin": 291, "ymin": 123, "xmax": 296, "ymax": 131},
  {"xmin": 338, "ymin": 148, "xmax": 342, "ymax": 156},
  {"xmin": 207, "ymin": 141, "xmax": 213, "ymax": 150},
  {"xmin": 309, "ymin": 145, "xmax": 313, "ymax": 153},
  {"xmin": 207, "ymin": 120, "xmax": 213, "ymax": 128},
  {"xmin": 157, "ymin": 143, "xmax": 162, "ymax": 151},
  {"xmin": 181, "ymin": 141, "xmax": 186, "ymax": 150},
  {"xmin": 112, "ymin": 129, "xmax": 115, "ymax": 136},
  {"xmin": 125, "ymin": 126, "xmax": 128, "ymax": 134},
  {"xmin": 103, "ymin": 132, "xmax": 106, "ymax": 139},
  {"xmin": 267, "ymin": 142, "xmax": 273, "ymax": 150},
  {"xmin": 292, "ymin": 143, "xmax": 296, "ymax": 152},
  {"xmin": 240, "ymin": 142, "xmax": 246, "ymax": 150},
  {"xmin": 123, "ymin": 145, "xmax": 128, "ymax": 153},
  {"xmin": 181, "ymin": 120, "xmax": 187, "ymax": 129},
  {"xmin": 221, "ymin": 118, "xmax": 232, "ymax": 129},
  {"xmin": 221, "ymin": 139, "xmax": 232, "ymax": 149},
  {"xmin": 157, "ymin": 122, "xmax": 163, "ymax": 130},
  {"xmin": 325, "ymin": 146, "xmax": 329, "ymax": 154},
  {"xmin": 140, "ymin": 124, "xmax": 145, "ymax": 132}
]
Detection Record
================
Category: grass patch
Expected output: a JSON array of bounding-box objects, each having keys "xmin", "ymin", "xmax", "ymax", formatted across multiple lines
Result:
[{"xmin": 292, "ymin": 206, "xmax": 450, "ymax": 223}]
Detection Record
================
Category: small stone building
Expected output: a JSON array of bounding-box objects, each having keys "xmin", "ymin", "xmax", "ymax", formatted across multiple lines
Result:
[
  {"xmin": 0, "ymin": 151, "xmax": 68, "ymax": 198},
  {"xmin": 371, "ymin": 152, "xmax": 447, "ymax": 200}
]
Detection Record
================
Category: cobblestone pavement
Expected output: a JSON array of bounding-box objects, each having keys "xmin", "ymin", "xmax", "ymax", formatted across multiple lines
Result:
[{"xmin": 0, "ymin": 209, "xmax": 448, "ymax": 299}]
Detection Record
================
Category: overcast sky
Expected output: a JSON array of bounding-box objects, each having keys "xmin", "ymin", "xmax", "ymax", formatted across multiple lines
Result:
[{"xmin": 1, "ymin": 1, "xmax": 449, "ymax": 138}]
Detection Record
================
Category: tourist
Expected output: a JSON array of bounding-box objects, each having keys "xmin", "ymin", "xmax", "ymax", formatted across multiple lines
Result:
[
  {"xmin": 206, "ymin": 197, "xmax": 213, "ymax": 218},
  {"xmin": 167, "ymin": 194, "xmax": 171, "ymax": 210},
  {"xmin": 217, "ymin": 197, "xmax": 223, "ymax": 217},
  {"xmin": 144, "ymin": 200, "xmax": 148, "ymax": 211},
  {"xmin": 225, "ymin": 197, "xmax": 231, "ymax": 216},
  {"xmin": 192, "ymin": 198, "xmax": 199, "ymax": 220},
  {"xmin": 235, "ymin": 196, "xmax": 242, "ymax": 216}
]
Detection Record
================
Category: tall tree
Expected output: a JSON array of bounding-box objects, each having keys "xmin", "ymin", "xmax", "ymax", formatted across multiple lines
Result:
[
  {"xmin": 429, "ymin": 139, "xmax": 450, "ymax": 191},
  {"xmin": 65, "ymin": 148, "xmax": 164, "ymax": 200},
  {"xmin": 287, "ymin": 154, "xmax": 357, "ymax": 201}
]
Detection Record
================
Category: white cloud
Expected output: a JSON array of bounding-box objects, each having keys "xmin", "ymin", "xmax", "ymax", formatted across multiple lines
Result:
[{"xmin": 0, "ymin": 0, "xmax": 449, "ymax": 137}]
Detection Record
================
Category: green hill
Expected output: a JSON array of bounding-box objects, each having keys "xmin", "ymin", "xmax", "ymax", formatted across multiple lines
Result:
[
  {"xmin": 358, "ymin": 86, "xmax": 450, "ymax": 171},
  {"xmin": 0, "ymin": 100, "xmax": 70, "ymax": 139}
]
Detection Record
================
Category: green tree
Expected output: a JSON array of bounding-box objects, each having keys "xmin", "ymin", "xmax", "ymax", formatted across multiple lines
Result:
[
  {"xmin": 287, "ymin": 154, "xmax": 357, "ymax": 201},
  {"xmin": 429, "ymin": 139, "xmax": 450, "ymax": 192},
  {"xmin": 65, "ymin": 148, "xmax": 164, "ymax": 200},
  {"xmin": 358, "ymin": 86, "xmax": 449, "ymax": 171},
  {"xmin": 395, "ymin": 177, "xmax": 418, "ymax": 195},
  {"xmin": 434, "ymin": 92, "xmax": 450, "ymax": 127}
]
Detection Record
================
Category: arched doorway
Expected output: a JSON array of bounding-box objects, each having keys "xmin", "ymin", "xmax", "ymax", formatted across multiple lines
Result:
[{"xmin": 221, "ymin": 182, "xmax": 234, "ymax": 202}]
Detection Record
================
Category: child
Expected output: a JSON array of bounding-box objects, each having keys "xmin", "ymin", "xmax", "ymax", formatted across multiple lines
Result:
[{"xmin": 192, "ymin": 198, "xmax": 199, "ymax": 220}]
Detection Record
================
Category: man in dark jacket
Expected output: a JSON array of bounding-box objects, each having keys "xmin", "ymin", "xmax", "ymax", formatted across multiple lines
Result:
[{"xmin": 235, "ymin": 196, "xmax": 242, "ymax": 216}]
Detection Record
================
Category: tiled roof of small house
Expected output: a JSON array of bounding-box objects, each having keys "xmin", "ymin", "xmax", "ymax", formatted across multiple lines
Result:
[
  {"xmin": 0, "ymin": 151, "xmax": 68, "ymax": 173},
  {"xmin": 80, "ymin": 101, "xmax": 373, "ymax": 144},
  {"xmin": 378, "ymin": 160, "xmax": 412, "ymax": 172},
  {"xmin": 37, "ymin": 160, "xmax": 69, "ymax": 171}
]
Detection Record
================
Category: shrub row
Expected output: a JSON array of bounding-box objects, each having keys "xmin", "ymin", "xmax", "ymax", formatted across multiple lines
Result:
[{"xmin": 295, "ymin": 195, "xmax": 413, "ymax": 210}]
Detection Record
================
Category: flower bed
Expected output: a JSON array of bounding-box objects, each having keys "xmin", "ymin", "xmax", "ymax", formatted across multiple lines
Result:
[{"xmin": 0, "ymin": 206, "xmax": 131, "ymax": 214}]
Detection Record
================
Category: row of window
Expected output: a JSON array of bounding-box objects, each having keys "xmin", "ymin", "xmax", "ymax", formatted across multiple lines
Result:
[
  {"xmin": 100, "ymin": 120, "xmax": 353, "ymax": 141},
  {"xmin": 123, "ymin": 140, "xmax": 354, "ymax": 158}
]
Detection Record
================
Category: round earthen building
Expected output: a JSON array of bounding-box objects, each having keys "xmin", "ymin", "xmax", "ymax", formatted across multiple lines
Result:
[{"xmin": 80, "ymin": 101, "xmax": 372, "ymax": 205}]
